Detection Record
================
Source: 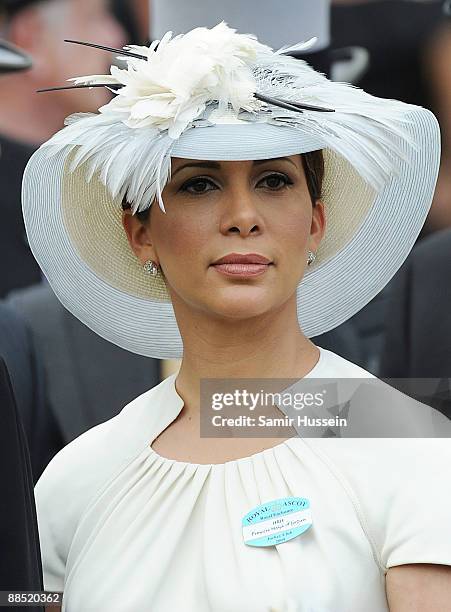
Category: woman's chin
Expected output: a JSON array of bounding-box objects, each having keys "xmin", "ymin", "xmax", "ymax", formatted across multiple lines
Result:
[{"xmin": 205, "ymin": 288, "xmax": 277, "ymax": 319}]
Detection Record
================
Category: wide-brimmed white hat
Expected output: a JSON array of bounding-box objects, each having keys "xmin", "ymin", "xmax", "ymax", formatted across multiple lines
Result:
[{"xmin": 22, "ymin": 22, "xmax": 440, "ymax": 359}]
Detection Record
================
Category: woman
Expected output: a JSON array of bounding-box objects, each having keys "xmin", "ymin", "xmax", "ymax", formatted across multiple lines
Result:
[{"xmin": 22, "ymin": 22, "xmax": 451, "ymax": 612}]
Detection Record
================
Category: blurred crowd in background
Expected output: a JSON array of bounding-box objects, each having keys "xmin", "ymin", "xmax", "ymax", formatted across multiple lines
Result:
[{"xmin": 0, "ymin": 0, "xmax": 451, "ymax": 486}]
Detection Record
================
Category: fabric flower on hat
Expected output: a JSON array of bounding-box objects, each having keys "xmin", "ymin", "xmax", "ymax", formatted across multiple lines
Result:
[{"xmin": 68, "ymin": 21, "xmax": 267, "ymax": 138}]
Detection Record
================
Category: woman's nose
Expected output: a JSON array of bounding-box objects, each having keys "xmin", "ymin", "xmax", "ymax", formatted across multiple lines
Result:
[{"xmin": 221, "ymin": 187, "xmax": 263, "ymax": 235}]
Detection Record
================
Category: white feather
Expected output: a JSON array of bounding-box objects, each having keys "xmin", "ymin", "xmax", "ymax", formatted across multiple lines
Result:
[
  {"xmin": 43, "ymin": 113, "xmax": 175, "ymax": 214},
  {"xmin": 275, "ymin": 37, "xmax": 318, "ymax": 56}
]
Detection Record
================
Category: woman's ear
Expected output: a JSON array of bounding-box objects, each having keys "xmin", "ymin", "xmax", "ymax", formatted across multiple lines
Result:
[
  {"xmin": 310, "ymin": 200, "xmax": 326, "ymax": 252},
  {"xmin": 122, "ymin": 210, "xmax": 157, "ymax": 264}
]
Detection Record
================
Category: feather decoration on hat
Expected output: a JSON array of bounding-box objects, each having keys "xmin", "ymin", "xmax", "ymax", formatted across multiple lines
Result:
[
  {"xmin": 251, "ymin": 50, "xmax": 418, "ymax": 190},
  {"xmin": 41, "ymin": 21, "xmax": 419, "ymax": 215},
  {"xmin": 67, "ymin": 22, "xmax": 266, "ymax": 137}
]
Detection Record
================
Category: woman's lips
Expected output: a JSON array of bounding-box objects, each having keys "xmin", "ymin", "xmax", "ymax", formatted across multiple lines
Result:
[{"xmin": 211, "ymin": 263, "xmax": 271, "ymax": 276}]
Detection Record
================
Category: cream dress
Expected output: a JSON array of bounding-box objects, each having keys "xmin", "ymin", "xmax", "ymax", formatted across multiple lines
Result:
[{"xmin": 34, "ymin": 347, "xmax": 451, "ymax": 612}]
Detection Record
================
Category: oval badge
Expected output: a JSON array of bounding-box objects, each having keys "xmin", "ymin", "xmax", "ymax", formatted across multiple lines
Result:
[{"xmin": 242, "ymin": 496, "xmax": 312, "ymax": 547}]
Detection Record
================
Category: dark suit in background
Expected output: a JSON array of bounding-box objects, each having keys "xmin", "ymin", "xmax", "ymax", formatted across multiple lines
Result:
[
  {"xmin": 329, "ymin": 0, "xmax": 448, "ymax": 374},
  {"xmin": 0, "ymin": 358, "xmax": 44, "ymax": 612},
  {"xmin": 313, "ymin": 321, "xmax": 364, "ymax": 368},
  {"xmin": 380, "ymin": 228, "xmax": 451, "ymax": 378},
  {"xmin": 379, "ymin": 229, "xmax": 451, "ymax": 417},
  {"xmin": 0, "ymin": 135, "xmax": 40, "ymax": 298},
  {"xmin": 0, "ymin": 303, "xmax": 55, "ymax": 483},
  {"xmin": 0, "ymin": 31, "xmax": 44, "ymax": 612},
  {"xmin": 6, "ymin": 283, "xmax": 161, "ymax": 462}
]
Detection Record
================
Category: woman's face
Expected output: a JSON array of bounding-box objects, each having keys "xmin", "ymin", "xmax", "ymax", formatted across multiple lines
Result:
[{"xmin": 123, "ymin": 155, "xmax": 325, "ymax": 320}]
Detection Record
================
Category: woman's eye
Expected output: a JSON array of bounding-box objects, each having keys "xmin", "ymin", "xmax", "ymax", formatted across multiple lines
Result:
[
  {"xmin": 180, "ymin": 178, "xmax": 218, "ymax": 194},
  {"xmin": 179, "ymin": 173, "xmax": 293, "ymax": 195},
  {"xmin": 258, "ymin": 173, "xmax": 293, "ymax": 190}
]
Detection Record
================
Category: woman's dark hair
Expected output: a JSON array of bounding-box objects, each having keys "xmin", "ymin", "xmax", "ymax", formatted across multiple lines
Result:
[
  {"xmin": 122, "ymin": 149, "xmax": 324, "ymax": 224},
  {"xmin": 301, "ymin": 149, "xmax": 324, "ymax": 205}
]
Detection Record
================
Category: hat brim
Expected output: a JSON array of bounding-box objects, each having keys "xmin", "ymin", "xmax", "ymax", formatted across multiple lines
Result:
[
  {"xmin": 22, "ymin": 107, "xmax": 439, "ymax": 358},
  {"xmin": 0, "ymin": 40, "xmax": 32, "ymax": 72}
]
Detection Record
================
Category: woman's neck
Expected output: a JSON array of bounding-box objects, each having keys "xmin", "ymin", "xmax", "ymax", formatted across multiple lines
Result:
[{"xmin": 173, "ymin": 297, "xmax": 320, "ymax": 417}]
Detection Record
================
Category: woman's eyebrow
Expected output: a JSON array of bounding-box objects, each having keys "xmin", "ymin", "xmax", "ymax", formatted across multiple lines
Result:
[
  {"xmin": 172, "ymin": 161, "xmax": 221, "ymax": 177},
  {"xmin": 172, "ymin": 157, "xmax": 298, "ymax": 178},
  {"xmin": 253, "ymin": 157, "xmax": 298, "ymax": 169}
]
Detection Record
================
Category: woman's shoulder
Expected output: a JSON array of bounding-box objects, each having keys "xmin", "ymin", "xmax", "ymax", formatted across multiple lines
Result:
[
  {"xmin": 34, "ymin": 377, "xmax": 172, "ymax": 522},
  {"xmin": 315, "ymin": 346, "xmax": 377, "ymax": 378},
  {"xmin": 302, "ymin": 348, "xmax": 451, "ymax": 570},
  {"xmin": 300, "ymin": 434, "xmax": 451, "ymax": 573},
  {"xmin": 34, "ymin": 379, "xmax": 172, "ymax": 590},
  {"xmin": 35, "ymin": 377, "xmax": 171, "ymax": 495}
]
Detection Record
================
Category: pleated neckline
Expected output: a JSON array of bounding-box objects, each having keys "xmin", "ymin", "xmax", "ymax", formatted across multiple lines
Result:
[
  {"xmin": 147, "ymin": 436, "xmax": 301, "ymax": 469},
  {"xmin": 147, "ymin": 345, "xmax": 329, "ymax": 469}
]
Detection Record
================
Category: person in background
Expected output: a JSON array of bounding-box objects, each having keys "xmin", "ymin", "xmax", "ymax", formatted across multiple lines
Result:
[
  {"xmin": 331, "ymin": 0, "xmax": 451, "ymax": 237},
  {"xmin": 1, "ymin": 1, "xmax": 161, "ymax": 479},
  {"xmin": 0, "ymin": 356, "xmax": 45, "ymax": 612},
  {"xmin": 377, "ymin": 1, "xmax": 451, "ymax": 399},
  {"xmin": 426, "ymin": 0, "xmax": 451, "ymax": 233},
  {"xmin": 0, "ymin": 0, "xmax": 126, "ymax": 298},
  {"xmin": 111, "ymin": 0, "xmax": 150, "ymax": 45},
  {"xmin": 0, "ymin": 301, "xmax": 58, "ymax": 484},
  {"xmin": 0, "ymin": 37, "xmax": 44, "ymax": 612},
  {"xmin": 0, "ymin": 0, "xmax": 126, "ymax": 144},
  {"xmin": 5, "ymin": 283, "xmax": 161, "ymax": 465},
  {"xmin": 378, "ymin": 227, "xmax": 451, "ymax": 416},
  {"xmin": 328, "ymin": 0, "xmax": 451, "ymax": 374}
]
